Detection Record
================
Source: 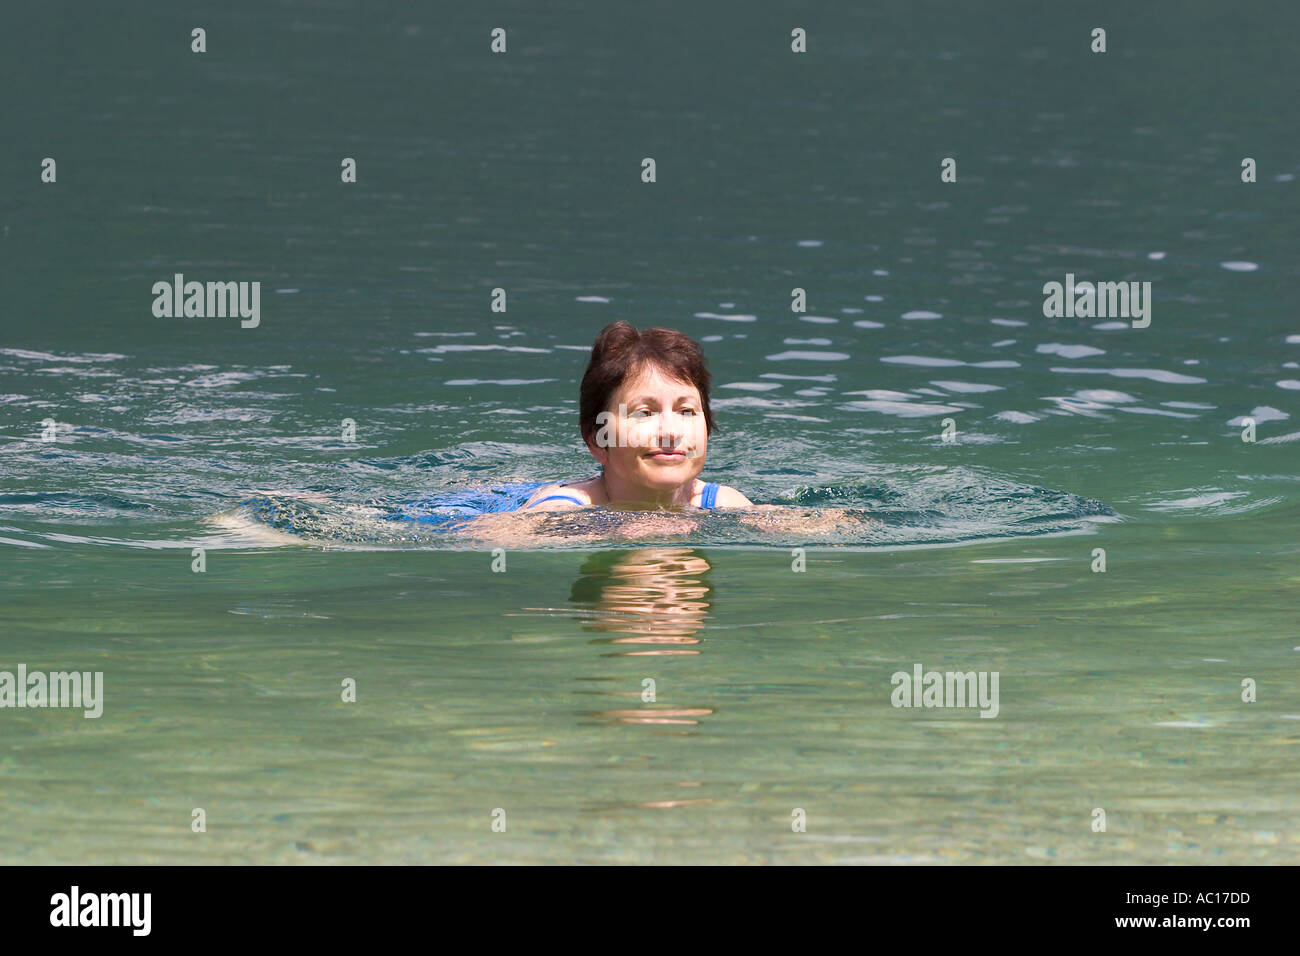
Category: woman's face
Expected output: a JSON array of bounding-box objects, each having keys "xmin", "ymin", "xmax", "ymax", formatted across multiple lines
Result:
[{"xmin": 588, "ymin": 363, "xmax": 708, "ymax": 494}]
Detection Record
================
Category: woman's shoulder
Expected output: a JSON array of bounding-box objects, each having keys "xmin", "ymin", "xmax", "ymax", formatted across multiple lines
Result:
[
  {"xmin": 519, "ymin": 479, "xmax": 596, "ymax": 510},
  {"xmin": 707, "ymin": 483, "xmax": 753, "ymax": 508}
]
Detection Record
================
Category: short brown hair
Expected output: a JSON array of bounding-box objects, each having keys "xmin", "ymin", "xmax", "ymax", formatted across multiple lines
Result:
[{"xmin": 579, "ymin": 321, "xmax": 715, "ymax": 445}]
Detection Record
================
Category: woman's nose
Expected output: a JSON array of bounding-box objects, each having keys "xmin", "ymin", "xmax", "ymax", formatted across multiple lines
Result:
[{"xmin": 656, "ymin": 413, "xmax": 686, "ymax": 445}]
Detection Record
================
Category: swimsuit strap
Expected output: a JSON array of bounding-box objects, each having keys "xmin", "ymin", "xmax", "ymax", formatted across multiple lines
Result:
[
  {"xmin": 699, "ymin": 482, "xmax": 719, "ymax": 509},
  {"xmin": 525, "ymin": 481, "xmax": 714, "ymax": 509},
  {"xmin": 528, "ymin": 494, "xmax": 586, "ymax": 507}
]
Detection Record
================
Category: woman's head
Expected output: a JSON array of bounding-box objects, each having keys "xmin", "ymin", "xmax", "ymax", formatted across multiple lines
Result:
[{"xmin": 579, "ymin": 322, "xmax": 714, "ymax": 495}]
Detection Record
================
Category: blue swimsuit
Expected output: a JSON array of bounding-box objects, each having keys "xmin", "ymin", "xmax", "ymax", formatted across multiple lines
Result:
[
  {"xmin": 530, "ymin": 482, "xmax": 720, "ymax": 509},
  {"xmin": 391, "ymin": 480, "xmax": 721, "ymax": 527}
]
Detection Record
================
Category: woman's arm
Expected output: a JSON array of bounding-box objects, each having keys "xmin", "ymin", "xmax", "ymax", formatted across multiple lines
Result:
[
  {"xmin": 733, "ymin": 502, "xmax": 868, "ymax": 534},
  {"xmin": 454, "ymin": 508, "xmax": 700, "ymax": 546}
]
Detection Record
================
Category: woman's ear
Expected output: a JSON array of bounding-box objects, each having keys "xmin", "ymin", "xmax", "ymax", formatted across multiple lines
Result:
[{"xmin": 585, "ymin": 435, "xmax": 610, "ymax": 466}]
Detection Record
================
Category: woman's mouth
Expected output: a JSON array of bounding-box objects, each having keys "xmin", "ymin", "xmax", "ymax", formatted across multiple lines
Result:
[{"xmin": 647, "ymin": 450, "xmax": 687, "ymax": 461}]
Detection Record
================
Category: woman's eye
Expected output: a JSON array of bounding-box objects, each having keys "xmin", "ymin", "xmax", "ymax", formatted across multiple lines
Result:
[
  {"xmin": 630, "ymin": 409, "xmax": 650, "ymax": 419},
  {"xmin": 680, "ymin": 408, "xmax": 696, "ymax": 416}
]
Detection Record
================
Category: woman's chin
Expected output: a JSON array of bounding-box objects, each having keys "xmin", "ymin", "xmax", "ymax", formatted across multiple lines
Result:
[{"xmin": 637, "ymin": 465, "xmax": 696, "ymax": 487}]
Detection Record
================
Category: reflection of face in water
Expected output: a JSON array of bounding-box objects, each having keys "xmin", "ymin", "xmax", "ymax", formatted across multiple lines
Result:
[
  {"xmin": 572, "ymin": 548, "xmax": 717, "ymax": 732},
  {"xmin": 568, "ymin": 547, "xmax": 713, "ymax": 655}
]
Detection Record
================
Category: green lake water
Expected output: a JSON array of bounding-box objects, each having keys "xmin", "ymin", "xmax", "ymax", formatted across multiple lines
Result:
[{"xmin": 1, "ymin": 0, "xmax": 1297, "ymax": 863}]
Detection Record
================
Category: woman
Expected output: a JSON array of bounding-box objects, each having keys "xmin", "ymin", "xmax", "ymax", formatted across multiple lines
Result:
[
  {"xmin": 519, "ymin": 320, "xmax": 750, "ymax": 513},
  {"xmin": 236, "ymin": 322, "xmax": 857, "ymax": 545},
  {"xmin": 450, "ymin": 321, "xmax": 856, "ymax": 543}
]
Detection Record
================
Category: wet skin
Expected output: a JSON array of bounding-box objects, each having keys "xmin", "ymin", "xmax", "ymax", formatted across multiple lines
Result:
[{"xmin": 521, "ymin": 362, "xmax": 751, "ymax": 512}]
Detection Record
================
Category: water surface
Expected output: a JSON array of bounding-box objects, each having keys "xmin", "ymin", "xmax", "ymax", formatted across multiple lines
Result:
[{"xmin": 2, "ymin": 0, "xmax": 1297, "ymax": 863}]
